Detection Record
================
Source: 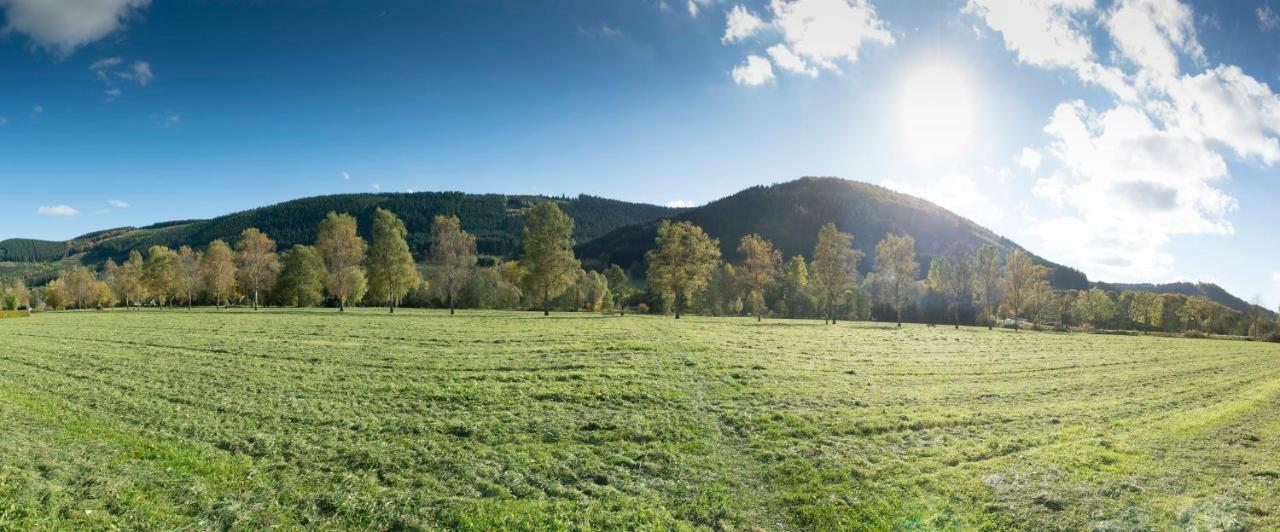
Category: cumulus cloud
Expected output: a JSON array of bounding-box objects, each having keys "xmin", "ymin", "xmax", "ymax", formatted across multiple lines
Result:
[
  {"xmin": 766, "ymin": 44, "xmax": 817, "ymax": 76},
  {"xmin": 971, "ymin": 0, "xmax": 1280, "ymax": 282},
  {"xmin": 721, "ymin": 0, "xmax": 891, "ymax": 84},
  {"xmin": 37, "ymin": 204, "xmax": 79, "ymax": 216},
  {"xmin": 1018, "ymin": 147, "xmax": 1042, "ymax": 172},
  {"xmin": 106, "ymin": 199, "xmax": 128, "ymax": 208},
  {"xmin": 666, "ymin": 199, "xmax": 695, "ymax": 208},
  {"xmin": 769, "ymin": 0, "xmax": 893, "ymax": 71},
  {"xmin": 722, "ymin": 4, "xmax": 765, "ymax": 43},
  {"xmin": 731, "ymin": 54, "xmax": 775, "ymax": 86},
  {"xmin": 881, "ymin": 174, "xmax": 1004, "ymax": 227},
  {"xmin": 0, "ymin": 0, "xmax": 151, "ymax": 56}
]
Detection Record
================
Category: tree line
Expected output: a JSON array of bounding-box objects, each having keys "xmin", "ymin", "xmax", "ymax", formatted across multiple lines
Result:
[{"xmin": 8, "ymin": 202, "xmax": 1278, "ymax": 338}]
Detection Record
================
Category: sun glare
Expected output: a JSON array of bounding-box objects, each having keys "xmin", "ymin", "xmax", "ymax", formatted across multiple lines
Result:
[{"xmin": 898, "ymin": 63, "xmax": 975, "ymax": 164}]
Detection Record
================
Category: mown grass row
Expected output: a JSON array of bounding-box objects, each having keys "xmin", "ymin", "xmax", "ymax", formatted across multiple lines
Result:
[{"xmin": 1, "ymin": 308, "xmax": 1277, "ymax": 529}]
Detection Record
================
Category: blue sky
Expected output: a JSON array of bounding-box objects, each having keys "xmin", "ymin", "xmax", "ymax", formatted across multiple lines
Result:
[{"xmin": 1, "ymin": 0, "xmax": 1278, "ymax": 306}]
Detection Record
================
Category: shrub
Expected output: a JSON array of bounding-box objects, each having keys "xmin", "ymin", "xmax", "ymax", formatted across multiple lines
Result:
[
  {"xmin": 635, "ymin": 303, "xmax": 649, "ymax": 314},
  {"xmin": 1265, "ymin": 332, "xmax": 1280, "ymax": 343}
]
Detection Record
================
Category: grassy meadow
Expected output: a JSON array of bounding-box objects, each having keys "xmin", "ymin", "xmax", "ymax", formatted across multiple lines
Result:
[{"xmin": 1, "ymin": 309, "xmax": 1278, "ymax": 530}]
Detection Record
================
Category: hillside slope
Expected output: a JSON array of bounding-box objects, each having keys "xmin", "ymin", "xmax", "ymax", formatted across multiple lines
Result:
[
  {"xmin": 577, "ymin": 177, "xmax": 1091, "ymax": 289},
  {"xmin": 1097, "ymin": 281, "xmax": 1263, "ymax": 314},
  {"xmin": 41, "ymin": 192, "xmax": 680, "ymax": 265}
]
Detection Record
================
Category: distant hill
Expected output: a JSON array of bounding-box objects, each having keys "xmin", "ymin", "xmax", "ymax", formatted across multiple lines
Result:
[
  {"xmin": 576, "ymin": 177, "xmax": 1091, "ymax": 289},
  {"xmin": 1095, "ymin": 281, "xmax": 1265, "ymax": 314},
  {"xmin": 14, "ymin": 192, "xmax": 681, "ymax": 266},
  {"xmin": 5, "ymin": 177, "xmax": 1269, "ymax": 316}
]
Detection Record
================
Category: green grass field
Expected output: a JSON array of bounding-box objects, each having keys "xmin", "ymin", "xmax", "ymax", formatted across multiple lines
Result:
[{"xmin": 2, "ymin": 309, "xmax": 1278, "ymax": 530}]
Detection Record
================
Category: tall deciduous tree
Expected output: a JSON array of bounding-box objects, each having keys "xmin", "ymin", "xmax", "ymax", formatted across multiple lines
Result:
[
  {"xmin": 315, "ymin": 212, "xmax": 368, "ymax": 311},
  {"xmin": 276, "ymin": 245, "xmax": 326, "ymax": 307},
  {"xmin": 811, "ymin": 223, "xmax": 863, "ymax": 324},
  {"xmin": 429, "ymin": 214, "xmax": 477, "ymax": 315},
  {"xmin": 875, "ymin": 233, "xmax": 919, "ymax": 328},
  {"xmin": 927, "ymin": 244, "xmax": 974, "ymax": 329},
  {"xmin": 62, "ymin": 266, "xmax": 98, "ymax": 309},
  {"xmin": 520, "ymin": 202, "xmax": 579, "ymax": 316},
  {"xmin": 1072, "ymin": 288, "xmax": 1116, "ymax": 329},
  {"xmin": 201, "ymin": 240, "xmax": 237, "ymax": 309},
  {"xmin": 780, "ymin": 255, "xmax": 811, "ymax": 319},
  {"xmin": 999, "ymin": 249, "xmax": 1046, "ymax": 330},
  {"xmin": 367, "ymin": 208, "xmax": 420, "ymax": 313},
  {"xmin": 973, "ymin": 244, "xmax": 1002, "ymax": 330},
  {"xmin": 604, "ymin": 264, "xmax": 630, "ymax": 315},
  {"xmin": 736, "ymin": 233, "xmax": 781, "ymax": 321},
  {"xmin": 144, "ymin": 246, "xmax": 179, "ymax": 308},
  {"xmin": 646, "ymin": 220, "xmax": 720, "ymax": 319},
  {"xmin": 235, "ymin": 228, "xmax": 280, "ymax": 310},
  {"xmin": 176, "ymin": 246, "xmax": 203, "ymax": 309}
]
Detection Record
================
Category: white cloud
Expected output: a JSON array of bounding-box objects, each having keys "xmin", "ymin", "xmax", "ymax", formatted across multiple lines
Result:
[
  {"xmin": 32, "ymin": 104, "xmax": 42, "ymax": 113},
  {"xmin": 964, "ymin": 0, "xmax": 1136, "ymax": 100},
  {"xmin": 1165, "ymin": 65, "xmax": 1280, "ymax": 164},
  {"xmin": 769, "ymin": 0, "xmax": 893, "ymax": 72},
  {"xmin": 731, "ymin": 54, "xmax": 775, "ymax": 86},
  {"xmin": 766, "ymin": 44, "xmax": 816, "ymax": 76},
  {"xmin": 881, "ymin": 174, "xmax": 1004, "ymax": 227},
  {"xmin": 971, "ymin": 0, "xmax": 1280, "ymax": 282},
  {"xmin": 688, "ymin": 0, "xmax": 715, "ymax": 17},
  {"xmin": 37, "ymin": 204, "xmax": 79, "ymax": 216},
  {"xmin": 1018, "ymin": 147, "xmax": 1042, "ymax": 172},
  {"xmin": 105, "ymin": 88, "xmax": 122, "ymax": 99},
  {"xmin": 723, "ymin": 4, "xmax": 766, "ymax": 43},
  {"xmin": 341, "ymin": 171, "xmax": 351, "ymax": 181},
  {"xmin": 666, "ymin": 199, "xmax": 695, "ymax": 208},
  {"xmin": 106, "ymin": 199, "xmax": 128, "ymax": 208},
  {"xmin": 0, "ymin": 0, "xmax": 151, "ymax": 56},
  {"xmin": 1104, "ymin": 0, "xmax": 1202, "ymax": 89},
  {"xmin": 1258, "ymin": 5, "xmax": 1280, "ymax": 31},
  {"xmin": 372, "ymin": 183, "xmax": 381, "ymax": 191},
  {"xmin": 657, "ymin": 0, "xmax": 672, "ymax": 13},
  {"xmin": 964, "ymin": 0, "xmax": 1096, "ymax": 72}
]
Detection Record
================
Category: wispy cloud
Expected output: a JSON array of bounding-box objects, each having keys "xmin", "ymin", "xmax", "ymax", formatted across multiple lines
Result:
[
  {"xmin": 32, "ymin": 105, "xmax": 43, "ymax": 114},
  {"xmin": 341, "ymin": 171, "xmax": 351, "ymax": 181},
  {"xmin": 151, "ymin": 112, "xmax": 180, "ymax": 127},
  {"xmin": 0, "ymin": 117, "xmax": 7, "ymax": 126},
  {"xmin": 1259, "ymin": 5, "xmax": 1280, "ymax": 31},
  {"xmin": 106, "ymin": 199, "xmax": 129, "ymax": 208},
  {"xmin": 37, "ymin": 204, "xmax": 79, "ymax": 216},
  {"xmin": 372, "ymin": 183, "xmax": 381, "ymax": 191}
]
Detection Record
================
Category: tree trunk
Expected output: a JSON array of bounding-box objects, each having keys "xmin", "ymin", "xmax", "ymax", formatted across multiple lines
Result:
[
  {"xmin": 449, "ymin": 292, "xmax": 455, "ymax": 316},
  {"xmin": 954, "ymin": 304, "xmax": 959, "ymax": 329},
  {"xmin": 897, "ymin": 306, "xmax": 902, "ymax": 328},
  {"xmin": 389, "ymin": 288, "xmax": 394, "ymax": 314},
  {"xmin": 339, "ymin": 299, "xmax": 345, "ymax": 312},
  {"xmin": 253, "ymin": 289, "xmax": 259, "ymax": 310},
  {"xmin": 543, "ymin": 288, "xmax": 550, "ymax": 316}
]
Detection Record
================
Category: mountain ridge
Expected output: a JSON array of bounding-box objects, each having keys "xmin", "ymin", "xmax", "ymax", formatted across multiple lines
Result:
[{"xmin": 3, "ymin": 177, "xmax": 1266, "ymax": 315}]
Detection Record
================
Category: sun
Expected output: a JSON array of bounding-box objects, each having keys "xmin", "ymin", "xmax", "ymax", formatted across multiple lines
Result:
[{"xmin": 898, "ymin": 63, "xmax": 976, "ymax": 164}]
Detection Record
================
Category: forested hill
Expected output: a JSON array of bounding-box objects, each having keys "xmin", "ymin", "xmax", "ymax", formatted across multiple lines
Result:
[
  {"xmin": 6, "ymin": 192, "xmax": 681, "ymax": 265},
  {"xmin": 1096, "ymin": 281, "xmax": 1261, "ymax": 314},
  {"xmin": 576, "ymin": 177, "xmax": 1091, "ymax": 289}
]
